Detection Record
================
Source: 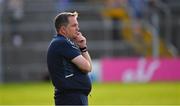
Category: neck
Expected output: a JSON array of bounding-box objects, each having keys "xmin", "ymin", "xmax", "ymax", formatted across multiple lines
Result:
[
  {"xmin": 57, "ymin": 32, "xmax": 66, "ymax": 37},
  {"xmin": 58, "ymin": 30, "xmax": 67, "ymax": 36},
  {"xmin": 57, "ymin": 33, "xmax": 71, "ymax": 41}
]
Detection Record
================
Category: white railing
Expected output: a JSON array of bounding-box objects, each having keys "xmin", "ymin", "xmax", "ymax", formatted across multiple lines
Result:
[
  {"xmin": 158, "ymin": 1, "xmax": 178, "ymax": 57},
  {"xmin": 149, "ymin": 0, "xmax": 178, "ymax": 58}
]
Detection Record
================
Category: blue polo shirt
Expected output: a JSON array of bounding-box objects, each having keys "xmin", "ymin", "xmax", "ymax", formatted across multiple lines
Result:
[{"xmin": 47, "ymin": 34, "xmax": 92, "ymax": 95}]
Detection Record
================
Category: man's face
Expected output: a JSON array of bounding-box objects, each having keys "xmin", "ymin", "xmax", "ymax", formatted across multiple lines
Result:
[{"xmin": 64, "ymin": 16, "xmax": 79, "ymax": 40}]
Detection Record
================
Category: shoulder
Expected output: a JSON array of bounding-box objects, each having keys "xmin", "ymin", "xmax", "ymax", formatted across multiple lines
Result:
[
  {"xmin": 55, "ymin": 36, "xmax": 77, "ymax": 49},
  {"xmin": 48, "ymin": 36, "xmax": 65, "ymax": 53},
  {"xmin": 54, "ymin": 35, "xmax": 66, "ymax": 43},
  {"xmin": 50, "ymin": 36, "xmax": 67, "ymax": 47}
]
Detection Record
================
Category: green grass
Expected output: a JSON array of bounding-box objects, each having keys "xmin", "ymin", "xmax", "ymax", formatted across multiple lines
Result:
[
  {"xmin": 90, "ymin": 82, "xmax": 180, "ymax": 105},
  {"xmin": 0, "ymin": 82, "xmax": 54, "ymax": 105},
  {"xmin": 0, "ymin": 82, "xmax": 180, "ymax": 105}
]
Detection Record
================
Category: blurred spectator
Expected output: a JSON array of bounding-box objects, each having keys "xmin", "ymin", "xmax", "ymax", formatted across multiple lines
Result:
[
  {"xmin": 7, "ymin": 0, "xmax": 24, "ymax": 47},
  {"xmin": 143, "ymin": 0, "xmax": 162, "ymax": 39},
  {"xmin": 128, "ymin": 0, "xmax": 162, "ymax": 56},
  {"xmin": 128, "ymin": 0, "xmax": 160, "ymax": 37},
  {"xmin": 128, "ymin": 0, "xmax": 148, "ymax": 38},
  {"xmin": 7, "ymin": 0, "xmax": 24, "ymax": 21},
  {"xmin": 128, "ymin": 0, "xmax": 147, "ymax": 20},
  {"xmin": 54, "ymin": 0, "xmax": 88, "ymax": 12},
  {"xmin": 128, "ymin": 0, "xmax": 149, "ymax": 56},
  {"xmin": 54, "ymin": 0, "xmax": 71, "ymax": 12},
  {"xmin": 102, "ymin": 0, "xmax": 128, "ymax": 41},
  {"xmin": 146, "ymin": 0, "xmax": 160, "ymax": 28}
]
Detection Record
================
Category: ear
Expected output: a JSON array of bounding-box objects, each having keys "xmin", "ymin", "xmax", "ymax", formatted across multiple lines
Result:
[{"xmin": 59, "ymin": 26, "xmax": 66, "ymax": 35}]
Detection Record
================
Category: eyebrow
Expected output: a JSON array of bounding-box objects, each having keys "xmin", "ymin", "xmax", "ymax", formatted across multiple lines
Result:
[{"xmin": 71, "ymin": 23, "xmax": 78, "ymax": 26}]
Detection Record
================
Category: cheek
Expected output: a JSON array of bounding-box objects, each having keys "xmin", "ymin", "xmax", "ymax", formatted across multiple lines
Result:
[
  {"xmin": 66, "ymin": 28, "xmax": 72, "ymax": 33},
  {"xmin": 67, "ymin": 28, "xmax": 75, "ymax": 36},
  {"xmin": 70, "ymin": 28, "xmax": 76, "ymax": 33}
]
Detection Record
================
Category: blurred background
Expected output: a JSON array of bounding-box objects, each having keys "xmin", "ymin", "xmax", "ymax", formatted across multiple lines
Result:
[{"xmin": 0, "ymin": 0, "xmax": 180, "ymax": 105}]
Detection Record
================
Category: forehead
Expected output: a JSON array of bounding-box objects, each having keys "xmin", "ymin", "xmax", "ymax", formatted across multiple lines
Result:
[{"xmin": 68, "ymin": 16, "xmax": 78, "ymax": 24}]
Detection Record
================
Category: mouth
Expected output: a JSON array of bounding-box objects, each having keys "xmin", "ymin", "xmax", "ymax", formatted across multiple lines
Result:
[
  {"xmin": 72, "ymin": 32, "xmax": 80, "ymax": 39},
  {"xmin": 73, "ymin": 35, "xmax": 78, "ymax": 40}
]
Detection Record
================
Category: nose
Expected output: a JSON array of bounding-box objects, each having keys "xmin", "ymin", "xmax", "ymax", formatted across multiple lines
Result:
[{"xmin": 77, "ymin": 26, "xmax": 80, "ymax": 31}]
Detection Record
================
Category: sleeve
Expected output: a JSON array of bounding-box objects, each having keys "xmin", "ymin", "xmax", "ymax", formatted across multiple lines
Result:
[{"xmin": 57, "ymin": 40, "xmax": 81, "ymax": 60}]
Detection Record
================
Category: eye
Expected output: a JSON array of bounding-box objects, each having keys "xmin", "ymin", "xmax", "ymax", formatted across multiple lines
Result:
[
  {"xmin": 71, "ymin": 24, "xmax": 75, "ymax": 27},
  {"xmin": 72, "ymin": 24, "xmax": 78, "ymax": 28}
]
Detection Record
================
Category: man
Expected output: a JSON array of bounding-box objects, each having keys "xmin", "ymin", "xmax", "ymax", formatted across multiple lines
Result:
[{"xmin": 47, "ymin": 12, "xmax": 92, "ymax": 105}]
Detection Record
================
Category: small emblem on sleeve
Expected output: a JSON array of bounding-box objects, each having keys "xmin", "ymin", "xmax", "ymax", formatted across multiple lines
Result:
[{"xmin": 65, "ymin": 74, "xmax": 74, "ymax": 78}]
